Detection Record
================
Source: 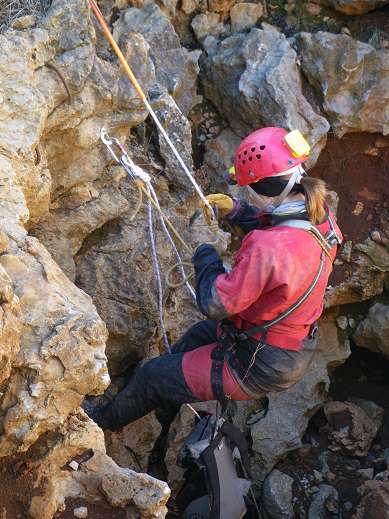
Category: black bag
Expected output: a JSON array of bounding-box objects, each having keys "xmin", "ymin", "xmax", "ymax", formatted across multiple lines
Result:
[{"xmin": 176, "ymin": 414, "xmax": 259, "ymax": 519}]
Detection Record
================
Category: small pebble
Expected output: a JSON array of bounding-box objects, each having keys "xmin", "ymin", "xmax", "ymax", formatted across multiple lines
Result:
[
  {"xmin": 336, "ymin": 315, "xmax": 348, "ymax": 331},
  {"xmin": 358, "ymin": 468, "xmax": 374, "ymax": 480},
  {"xmin": 334, "ymin": 258, "xmax": 343, "ymax": 266},
  {"xmin": 69, "ymin": 461, "xmax": 79, "ymax": 471},
  {"xmin": 326, "ymin": 497, "xmax": 339, "ymax": 513},
  {"xmin": 374, "ymin": 470, "xmax": 389, "ymax": 481},
  {"xmin": 371, "ymin": 230, "xmax": 381, "ymax": 242},
  {"xmin": 199, "ymin": 134, "xmax": 207, "ymax": 142},
  {"xmin": 348, "ymin": 317, "xmax": 356, "ymax": 329},
  {"xmin": 306, "ymin": 2, "xmax": 321, "ymax": 15},
  {"xmin": 326, "ymin": 471, "xmax": 336, "ymax": 483},
  {"xmin": 344, "ymin": 501, "xmax": 353, "ymax": 511},
  {"xmin": 341, "ymin": 26, "xmax": 351, "ymax": 36},
  {"xmin": 74, "ymin": 507, "xmax": 88, "ymax": 519},
  {"xmin": 313, "ymin": 469, "xmax": 323, "ymax": 483},
  {"xmin": 353, "ymin": 201, "xmax": 364, "ymax": 216}
]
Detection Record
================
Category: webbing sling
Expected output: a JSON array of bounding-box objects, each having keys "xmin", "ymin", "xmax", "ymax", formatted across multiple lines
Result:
[{"xmin": 211, "ymin": 218, "xmax": 341, "ymax": 408}]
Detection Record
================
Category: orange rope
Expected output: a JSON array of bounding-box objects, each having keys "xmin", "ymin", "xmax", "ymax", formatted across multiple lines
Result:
[{"xmin": 88, "ymin": 0, "xmax": 146, "ymax": 101}]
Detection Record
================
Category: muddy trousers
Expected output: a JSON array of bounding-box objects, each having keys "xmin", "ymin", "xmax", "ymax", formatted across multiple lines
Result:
[
  {"xmin": 98, "ymin": 320, "xmax": 219, "ymax": 431},
  {"xmin": 97, "ymin": 320, "xmax": 316, "ymax": 432}
]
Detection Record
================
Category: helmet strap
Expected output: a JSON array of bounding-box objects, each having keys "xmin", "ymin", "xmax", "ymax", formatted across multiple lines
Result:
[{"xmin": 272, "ymin": 166, "xmax": 305, "ymax": 208}]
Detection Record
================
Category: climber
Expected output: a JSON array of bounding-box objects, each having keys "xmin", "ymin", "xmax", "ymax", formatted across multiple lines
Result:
[{"xmin": 83, "ymin": 127, "xmax": 342, "ymax": 431}]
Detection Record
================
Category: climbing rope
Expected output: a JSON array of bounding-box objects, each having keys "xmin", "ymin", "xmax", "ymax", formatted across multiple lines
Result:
[
  {"xmin": 88, "ymin": 0, "xmax": 215, "ymax": 219},
  {"xmin": 101, "ymin": 129, "xmax": 200, "ymax": 418},
  {"xmin": 147, "ymin": 186, "xmax": 171, "ymax": 353}
]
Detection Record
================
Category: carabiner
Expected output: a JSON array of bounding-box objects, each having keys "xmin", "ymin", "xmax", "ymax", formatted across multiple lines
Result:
[{"xmin": 100, "ymin": 127, "xmax": 120, "ymax": 162}]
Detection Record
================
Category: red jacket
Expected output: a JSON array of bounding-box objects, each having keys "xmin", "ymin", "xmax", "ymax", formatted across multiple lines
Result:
[{"xmin": 193, "ymin": 201, "xmax": 342, "ymax": 350}]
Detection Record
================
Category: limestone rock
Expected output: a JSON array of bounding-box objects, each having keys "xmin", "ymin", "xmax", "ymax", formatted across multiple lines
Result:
[
  {"xmin": 202, "ymin": 24, "xmax": 329, "ymax": 166},
  {"xmin": 73, "ymin": 507, "xmax": 88, "ymax": 518},
  {"xmin": 26, "ymin": 411, "xmax": 169, "ymax": 519},
  {"xmin": 114, "ymin": 3, "xmax": 201, "ymax": 115},
  {"xmin": 294, "ymin": 32, "xmax": 389, "ymax": 137},
  {"xmin": 308, "ymin": 484, "xmax": 338, "ymax": 519},
  {"xmin": 248, "ymin": 316, "xmax": 350, "ymax": 482},
  {"xmin": 181, "ymin": 0, "xmax": 200, "ymax": 14},
  {"xmin": 0, "ymin": 236, "xmax": 109, "ymax": 457},
  {"xmin": 315, "ymin": 0, "xmax": 389, "ymax": 15},
  {"xmin": 191, "ymin": 13, "xmax": 225, "ymax": 41},
  {"xmin": 323, "ymin": 400, "xmax": 384, "ymax": 457},
  {"xmin": 150, "ymin": 87, "xmax": 196, "ymax": 192},
  {"xmin": 208, "ymin": 0, "xmax": 237, "ymax": 13},
  {"xmin": 105, "ymin": 413, "xmax": 162, "ymax": 472},
  {"xmin": 0, "ymin": 4, "xmax": 159, "ymax": 517},
  {"xmin": 262, "ymin": 469, "xmax": 294, "ymax": 518},
  {"xmin": 101, "ymin": 468, "xmax": 170, "ymax": 511},
  {"xmin": 353, "ymin": 303, "xmax": 389, "ymax": 357},
  {"xmin": 325, "ymin": 237, "xmax": 389, "ymax": 307},
  {"xmin": 33, "ymin": 185, "xmax": 129, "ymax": 280},
  {"xmin": 230, "ymin": 2, "xmax": 264, "ymax": 33},
  {"xmin": 354, "ymin": 481, "xmax": 389, "ymax": 519},
  {"xmin": 75, "ymin": 178, "xmax": 204, "ymax": 376}
]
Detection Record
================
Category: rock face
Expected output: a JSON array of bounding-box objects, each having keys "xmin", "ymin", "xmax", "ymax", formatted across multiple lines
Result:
[
  {"xmin": 113, "ymin": 3, "xmax": 201, "ymax": 115},
  {"xmin": 0, "ymin": 0, "xmax": 172, "ymax": 516},
  {"xmin": 294, "ymin": 32, "xmax": 389, "ymax": 137},
  {"xmin": 201, "ymin": 24, "xmax": 330, "ymax": 165},
  {"xmin": 0, "ymin": 0, "xmax": 110, "ymax": 459},
  {"xmin": 353, "ymin": 303, "xmax": 389, "ymax": 357},
  {"xmin": 315, "ymin": 0, "xmax": 389, "ymax": 15}
]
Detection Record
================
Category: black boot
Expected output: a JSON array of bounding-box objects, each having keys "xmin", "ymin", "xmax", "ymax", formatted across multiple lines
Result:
[{"xmin": 82, "ymin": 398, "xmax": 108, "ymax": 428}]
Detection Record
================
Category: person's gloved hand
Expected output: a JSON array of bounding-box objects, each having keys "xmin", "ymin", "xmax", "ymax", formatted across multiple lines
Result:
[
  {"xmin": 201, "ymin": 194, "xmax": 234, "ymax": 223},
  {"xmin": 190, "ymin": 212, "xmax": 230, "ymax": 256}
]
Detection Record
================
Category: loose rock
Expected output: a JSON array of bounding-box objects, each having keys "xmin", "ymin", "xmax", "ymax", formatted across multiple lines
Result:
[
  {"xmin": 294, "ymin": 32, "xmax": 389, "ymax": 137},
  {"xmin": 262, "ymin": 469, "xmax": 294, "ymax": 518},
  {"xmin": 308, "ymin": 484, "xmax": 338, "ymax": 519},
  {"xmin": 230, "ymin": 2, "xmax": 264, "ymax": 32},
  {"xmin": 73, "ymin": 507, "xmax": 88, "ymax": 519},
  {"xmin": 324, "ymin": 401, "xmax": 384, "ymax": 457}
]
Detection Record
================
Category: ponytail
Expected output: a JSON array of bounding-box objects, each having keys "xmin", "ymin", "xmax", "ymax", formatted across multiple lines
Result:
[{"xmin": 300, "ymin": 176, "xmax": 327, "ymax": 224}]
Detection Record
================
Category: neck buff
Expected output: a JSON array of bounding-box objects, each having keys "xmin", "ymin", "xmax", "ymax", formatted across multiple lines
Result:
[{"xmin": 262, "ymin": 200, "xmax": 309, "ymax": 225}]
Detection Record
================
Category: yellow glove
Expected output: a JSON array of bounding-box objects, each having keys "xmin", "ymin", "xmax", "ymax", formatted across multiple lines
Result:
[{"xmin": 201, "ymin": 194, "xmax": 234, "ymax": 223}]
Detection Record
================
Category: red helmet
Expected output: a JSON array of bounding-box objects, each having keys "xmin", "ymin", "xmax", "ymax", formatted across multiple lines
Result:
[{"xmin": 234, "ymin": 127, "xmax": 310, "ymax": 186}]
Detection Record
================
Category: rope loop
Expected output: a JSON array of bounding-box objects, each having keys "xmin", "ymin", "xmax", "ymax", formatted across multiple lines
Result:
[{"xmin": 166, "ymin": 261, "xmax": 195, "ymax": 289}]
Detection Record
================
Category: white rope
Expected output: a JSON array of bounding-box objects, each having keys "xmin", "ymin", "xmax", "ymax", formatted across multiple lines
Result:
[
  {"xmin": 144, "ymin": 98, "xmax": 214, "ymax": 216},
  {"xmin": 101, "ymin": 129, "xmax": 200, "ymax": 418},
  {"xmin": 147, "ymin": 185, "xmax": 200, "ymax": 418},
  {"xmin": 148, "ymin": 184, "xmax": 196, "ymax": 302},
  {"xmin": 147, "ymin": 185, "xmax": 171, "ymax": 354}
]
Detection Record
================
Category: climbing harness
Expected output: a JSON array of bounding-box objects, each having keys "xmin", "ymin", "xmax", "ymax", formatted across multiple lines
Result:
[
  {"xmin": 211, "ymin": 217, "xmax": 342, "ymax": 410},
  {"xmin": 88, "ymin": 0, "xmax": 215, "ymax": 219}
]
